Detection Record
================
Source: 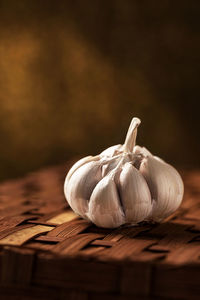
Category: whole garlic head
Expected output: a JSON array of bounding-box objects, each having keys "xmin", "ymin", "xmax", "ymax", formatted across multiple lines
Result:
[{"xmin": 64, "ymin": 117, "xmax": 184, "ymax": 228}]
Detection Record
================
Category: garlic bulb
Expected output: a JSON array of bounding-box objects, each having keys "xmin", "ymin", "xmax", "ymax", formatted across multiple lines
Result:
[{"xmin": 64, "ymin": 117, "xmax": 184, "ymax": 228}]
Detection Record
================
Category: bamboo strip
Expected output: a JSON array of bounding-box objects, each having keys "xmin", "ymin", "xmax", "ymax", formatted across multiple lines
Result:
[{"xmin": 0, "ymin": 225, "xmax": 53, "ymax": 246}]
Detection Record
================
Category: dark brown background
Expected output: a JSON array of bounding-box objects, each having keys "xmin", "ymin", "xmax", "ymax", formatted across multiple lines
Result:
[{"xmin": 0, "ymin": 0, "xmax": 199, "ymax": 181}]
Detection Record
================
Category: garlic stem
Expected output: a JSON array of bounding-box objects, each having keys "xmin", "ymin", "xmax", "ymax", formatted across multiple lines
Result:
[{"xmin": 123, "ymin": 117, "xmax": 141, "ymax": 153}]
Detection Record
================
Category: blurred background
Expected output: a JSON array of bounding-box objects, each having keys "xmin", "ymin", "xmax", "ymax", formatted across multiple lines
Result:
[{"xmin": 0, "ymin": 0, "xmax": 199, "ymax": 181}]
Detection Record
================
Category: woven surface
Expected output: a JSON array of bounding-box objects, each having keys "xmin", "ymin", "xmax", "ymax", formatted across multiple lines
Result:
[{"xmin": 0, "ymin": 160, "xmax": 200, "ymax": 300}]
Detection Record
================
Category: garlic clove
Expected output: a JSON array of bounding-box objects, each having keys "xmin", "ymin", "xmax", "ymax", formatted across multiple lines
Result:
[
  {"xmin": 153, "ymin": 156, "xmax": 165, "ymax": 163},
  {"xmin": 64, "ymin": 161, "xmax": 102, "ymax": 219},
  {"xmin": 88, "ymin": 172, "xmax": 125, "ymax": 228},
  {"xmin": 118, "ymin": 162, "xmax": 152, "ymax": 223},
  {"xmin": 65, "ymin": 155, "xmax": 100, "ymax": 184},
  {"xmin": 133, "ymin": 145, "xmax": 152, "ymax": 157},
  {"xmin": 100, "ymin": 144, "xmax": 122, "ymax": 157},
  {"xmin": 139, "ymin": 156, "xmax": 184, "ymax": 222}
]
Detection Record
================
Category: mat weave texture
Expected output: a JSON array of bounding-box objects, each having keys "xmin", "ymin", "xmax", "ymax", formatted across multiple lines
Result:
[{"xmin": 0, "ymin": 160, "xmax": 199, "ymax": 300}]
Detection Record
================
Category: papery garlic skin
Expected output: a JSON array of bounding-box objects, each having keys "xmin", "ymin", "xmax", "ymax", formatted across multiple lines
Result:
[{"xmin": 64, "ymin": 117, "xmax": 184, "ymax": 228}]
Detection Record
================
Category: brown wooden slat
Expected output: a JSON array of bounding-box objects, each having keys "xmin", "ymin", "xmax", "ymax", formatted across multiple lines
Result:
[
  {"xmin": 96, "ymin": 237, "xmax": 158, "ymax": 261},
  {"xmin": 47, "ymin": 219, "xmax": 91, "ymax": 238},
  {"xmin": 33, "ymin": 254, "xmax": 120, "ymax": 293},
  {"xmin": 153, "ymin": 264, "xmax": 200, "ymax": 300},
  {"xmin": 0, "ymin": 225, "xmax": 53, "ymax": 246},
  {"xmin": 120, "ymin": 262, "xmax": 152, "ymax": 296},
  {"xmin": 1, "ymin": 247, "xmax": 34, "ymax": 285},
  {"xmin": 52, "ymin": 233, "xmax": 104, "ymax": 254}
]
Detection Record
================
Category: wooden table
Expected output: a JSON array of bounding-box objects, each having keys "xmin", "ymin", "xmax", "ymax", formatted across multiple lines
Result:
[{"xmin": 0, "ymin": 161, "xmax": 199, "ymax": 300}]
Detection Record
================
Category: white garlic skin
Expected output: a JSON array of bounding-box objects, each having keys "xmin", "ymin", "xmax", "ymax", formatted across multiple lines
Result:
[{"xmin": 64, "ymin": 118, "xmax": 184, "ymax": 228}]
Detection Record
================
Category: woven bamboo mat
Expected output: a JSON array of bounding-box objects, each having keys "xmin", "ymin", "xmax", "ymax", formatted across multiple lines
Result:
[{"xmin": 0, "ymin": 160, "xmax": 199, "ymax": 300}]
